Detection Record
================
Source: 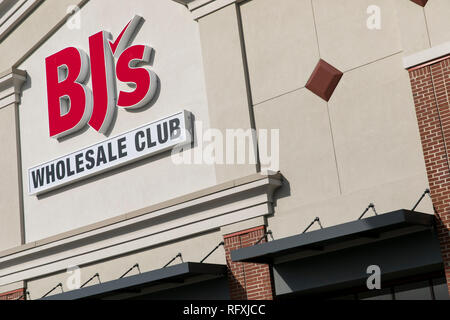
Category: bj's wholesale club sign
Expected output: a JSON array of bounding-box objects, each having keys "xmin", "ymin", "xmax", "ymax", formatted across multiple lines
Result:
[
  {"xmin": 28, "ymin": 15, "xmax": 193, "ymax": 196},
  {"xmin": 28, "ymin": 111, "xmax": 192, "ymax": 195}
]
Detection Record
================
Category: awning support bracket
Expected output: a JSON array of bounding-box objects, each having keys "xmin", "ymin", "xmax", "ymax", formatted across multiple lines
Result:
[
  {"xmin": 358, "ymin": 203, "xmax": 377, "ymax": 220},
  {"xmin": 163, "ymin": 253, "xmax": 183, "ymax": 268}
]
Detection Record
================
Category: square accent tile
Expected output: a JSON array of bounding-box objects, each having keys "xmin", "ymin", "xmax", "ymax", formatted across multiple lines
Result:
[
  {"xmin": 306, "ymin": 59, "xmax": 343, "ymax": 102},
  {"xmin": 410, "ymin": 0, "xmax": 428, "ymax": 7}
]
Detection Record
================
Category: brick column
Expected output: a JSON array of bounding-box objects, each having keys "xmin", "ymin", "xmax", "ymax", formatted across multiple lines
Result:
[
  {"xmin": 408, "ymin": 56, "xmax": 450, "ymax": 294},
  {"xmin": 0, "ymin": 289, "xmax": 25, "ymax": 301},
  {"xmin": 223, "ymin": 226, "xmax": 274, "ymax": 300}
]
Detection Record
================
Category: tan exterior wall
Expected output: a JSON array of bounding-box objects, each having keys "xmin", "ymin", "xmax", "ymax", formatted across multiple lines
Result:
[
  {"xmin": 0, "ymin": 0, "xmax": 88, "ymax": 71},
  {"xmin": 424, "ymin": 0, "xmax": 450, "ymax": 47},
  {"xmin": 0, "ymin": 104, "xmax": 23, "ymax": 251},
  {"xmin": 198, "ymin": 3, "xmax": 258, "ymax": 183},
  {"xmin": 17, "ymin": 0, "xmax": 217, "ymax": 242},
  {"xmin": 393, "ymin": 0, "xmax": 430, "ymax": 55},
  {"xmin": 239, "ymin": 0, "xmax": 436, "ymax": 238},
  {"xmin": 1, "ymin": 0, "xmax": 449, "ymax": 299}
]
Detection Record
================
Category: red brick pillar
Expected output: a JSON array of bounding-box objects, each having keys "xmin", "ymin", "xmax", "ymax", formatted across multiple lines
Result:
[
  {"xmin": 0, "ymin": 289, "xmax": 26, "ymax": 300},
  {"xmin": 408, "ymin": 56, "xmax": 450, "ymax": 294},
  {"xmin": 223, "ymin": 226, "xmax": 274, "ymax": 300}
]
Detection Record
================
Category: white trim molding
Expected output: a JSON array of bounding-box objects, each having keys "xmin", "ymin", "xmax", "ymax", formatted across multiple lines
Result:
[
  {"xmin": 0, "ymin": 0, "xmax": 42, "ymax": 42},
  {"xmin": 403, "ymin": 41, "xmax": 450, "ymax": 69},
  {"xmin": 173, "ymin": 0, "xmax": 243, "ymax": 21},
  {"xmin": 0, "ymin": 68, "xmax": 27, "ymax": 109},
  {"xmin": 0, "ymin": 173, "xmax": 282, "ymax": 287},
  {"xmin": 171, "ymin": 0, "xmax": 196, "ymax": 7}
]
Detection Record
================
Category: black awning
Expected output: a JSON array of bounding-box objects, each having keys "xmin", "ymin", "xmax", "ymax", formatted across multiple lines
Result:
[
  {"xmin": 41, "ymin": 262, "xmax": 227, "ymax": 300},
  {"xmin": 231, "ymin": 210, "xmax": 436, "ymax": 264}
]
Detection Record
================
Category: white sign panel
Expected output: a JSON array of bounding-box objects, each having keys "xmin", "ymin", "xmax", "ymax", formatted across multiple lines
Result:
[{"xmin": 28, "ymin": 110, "xmax": 193, "ymax": 196}]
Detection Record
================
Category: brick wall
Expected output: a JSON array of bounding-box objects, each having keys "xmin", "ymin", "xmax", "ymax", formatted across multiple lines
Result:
[
  {"xmin": 223, "ymin": 226, "xmax": 274, "ymax": 300},
  {"xmin": 408, "ymin": 56, "xmax": 450, "ymax": 294},
  {"xmin": 0, "ymin": 289, "xmax": 25, "ymax": 300}
]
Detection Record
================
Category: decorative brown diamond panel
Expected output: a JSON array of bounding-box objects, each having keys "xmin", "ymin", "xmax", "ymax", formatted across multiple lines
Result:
[
  {"xmin": 306, "ymin": 59, "xmax": 343, "ymax": 102},
  {"xmin": 410, "ymin": 0, "xmax": 428, "ymax": 7}
]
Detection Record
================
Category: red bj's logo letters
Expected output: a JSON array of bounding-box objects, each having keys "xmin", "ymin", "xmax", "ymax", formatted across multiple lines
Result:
[{"xmin": 45, "ymin": 15, "xmax": 158, "ymax": 138}]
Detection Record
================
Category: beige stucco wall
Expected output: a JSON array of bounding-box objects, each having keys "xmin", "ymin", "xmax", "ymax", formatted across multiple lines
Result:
[
  {"xmin": 7, "ymin": 0, "xmax": 443, "ymax": 247},
  {"xmin": 2, "ymin": 0, "xmax": 449, "ymax": 297},
  {"xmin": 393, "ymin": 0, "xmax": 430, "ymax": 56},
  {"xmin": 198, "ymin": 4, "xmax": 258, "ymax": 183},
  {"xmin": 425, "ymin": 0, "xmax": 450, "ymax": 47},
  {"xmin": 0, "ymin": 104, "xmax": 23, "ymax": 251},
  {"xmin": 0, "ymin": 0, "xmax": 90, "ymax": 253},
  {"xmin": 240, "ymin": 0, "xmax": 319, "ymax": 106},
  {"xmin": 0, "ymin": 0, "xmax": 87, "ymax": 71},
  {"xmin": 17, "ymin": 0, "xmax": 217, "ymax": 242},
  {"xmin": 239, "ymin": 0, "xmax": 438, "ymax": 238}
]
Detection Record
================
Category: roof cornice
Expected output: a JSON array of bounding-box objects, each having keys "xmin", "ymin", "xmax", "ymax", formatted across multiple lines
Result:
[{"xmin": 0, "ymin": 67, "xmax": 27, "ymax": 109}]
